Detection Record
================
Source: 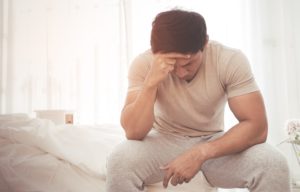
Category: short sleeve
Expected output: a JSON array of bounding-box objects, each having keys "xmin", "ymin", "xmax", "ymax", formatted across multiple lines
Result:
[
  {"xmin": 224, "ymin": 51, "xmax": 259, "ymax": 98},
  {"xmin": 127, "ymin": 52, "xmax": 151, "ymax": 92}
]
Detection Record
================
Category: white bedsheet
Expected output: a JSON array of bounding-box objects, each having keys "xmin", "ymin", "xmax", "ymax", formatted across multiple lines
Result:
[
  {"xmin": 0, "ymin": 114, "xmax": 122, "ymax": 191},
  {"xmin": 0, "ymin": 114, "xmax": 123, "ymax": 177},
  {"xmin": 0, "ymin": 114, "xmax": 216, "ymax": 192}
]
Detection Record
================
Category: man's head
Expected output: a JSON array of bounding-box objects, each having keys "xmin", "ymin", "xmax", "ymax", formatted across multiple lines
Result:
[{"xmin": 151, "ymin": 9, "xmax": 208, "ymax": 54}]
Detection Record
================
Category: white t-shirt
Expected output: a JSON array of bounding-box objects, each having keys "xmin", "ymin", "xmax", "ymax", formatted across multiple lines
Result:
[{"xmin": 127, "ymin": 41, "xmax": 259, "ymax": 136}]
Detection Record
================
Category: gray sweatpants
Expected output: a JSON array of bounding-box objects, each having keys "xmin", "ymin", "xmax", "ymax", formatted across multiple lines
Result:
[{"xmin": 106, "ymin": 130, "xmax": 291, "ymax": 192}]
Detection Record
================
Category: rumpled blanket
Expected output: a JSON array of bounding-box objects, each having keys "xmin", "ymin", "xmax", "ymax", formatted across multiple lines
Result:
[{"xmin": 0, "ymin": 114, "xmax": 124, "ymax": 191}]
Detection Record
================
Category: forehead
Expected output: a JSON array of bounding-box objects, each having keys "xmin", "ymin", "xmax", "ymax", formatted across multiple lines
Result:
[{"xmin": 177, "ymin": 52, "xmax": 200, "ymax": 66}]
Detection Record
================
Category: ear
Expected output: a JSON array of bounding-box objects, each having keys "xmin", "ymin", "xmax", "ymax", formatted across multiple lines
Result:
[{"xmin": 205, "ymin": 35, "xmax": 209, "ymax": 45}]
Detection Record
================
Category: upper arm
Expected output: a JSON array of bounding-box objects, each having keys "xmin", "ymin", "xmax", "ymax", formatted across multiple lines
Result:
[
  {"xmin": 127, "ymin": 51, "xmax": 151, "ymax": 93},
  {"xmin": 228, "ymin": 91, "xmax": 268, "ymax": 133},
  {"xmin": 222, "ymin": 51, "xmax": 258, "ymax": 98},
  {"xmin": 122, "ymin": 52, "xmax": 150, "ymax": 110}
]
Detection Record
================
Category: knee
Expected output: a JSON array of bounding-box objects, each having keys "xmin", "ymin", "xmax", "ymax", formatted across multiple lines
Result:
[
  {"xmin": 106, "ymin": 140, "xmax": 142, "ymax": 175},
  {"xmin": 106, "ymin": 141, "xmax": 148, "ymax": 191},
  {"xmin": 244, "ymin": 144, "xmax": 291, "ymax": 191},
  {"xmin": 246, "ymin": 143, "xmax": 290, "ymax": 178},
  {"xmin": 264, "ymin": 148, "xmax": 290, "ymax": 178}
]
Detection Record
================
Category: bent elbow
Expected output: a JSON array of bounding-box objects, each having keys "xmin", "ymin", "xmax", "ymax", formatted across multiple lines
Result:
[
  {"xmin": 121, "ymin": 122, "xmax": 144, "ymax": 140},
  {"xmin": 121, "ymin": 122, "xmax": 143, "ymax": 140},
  {"xmin": 262, "ymin": 126, "xmax": 268, "ymax": 142},
  {"xmin": 121, "ymin": 118, "xmax": 151, "ymax": 140},
  {"xmin": 125, "ymin": 130, "xmax": 145, "ymax": 141},
  {"xmin": 259, "ymin": 122, "xmax": 268, "ymax": 143}
]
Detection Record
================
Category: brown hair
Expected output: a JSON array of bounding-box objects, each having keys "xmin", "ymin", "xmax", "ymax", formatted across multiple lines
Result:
[{"xmin": 151, "ymin": 9, "xmax": 207, "ymax": 54}]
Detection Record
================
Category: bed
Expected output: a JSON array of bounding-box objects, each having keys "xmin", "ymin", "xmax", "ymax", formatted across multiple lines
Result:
[{"xmin": 0, "ymin": 114, "xmax": 217, "ymax": 192}]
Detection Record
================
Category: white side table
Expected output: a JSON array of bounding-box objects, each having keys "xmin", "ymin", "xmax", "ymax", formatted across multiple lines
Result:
[{"xmin": 35, "ymin": 110, "xmax": 74, "ymax": 125}]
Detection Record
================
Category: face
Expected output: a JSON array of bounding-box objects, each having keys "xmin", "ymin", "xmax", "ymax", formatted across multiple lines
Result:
[{"xmin": 172, "ymin": 50, "xmax": 204, "ymax": 81}]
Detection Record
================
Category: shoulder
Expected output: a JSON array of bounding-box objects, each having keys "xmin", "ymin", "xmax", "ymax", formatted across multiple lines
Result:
[
  {"xmin": 130, "ymin": 50, "xmax": 152, "ymax": 69},
  {"xmin": 204, "ymin": 41, "xmax": 256, "ymax": 92},
  {"xmin": 128, "ymin": 49, "xmax": 153, "ymax": 78},
  {"xmin": 132, "ymin": 49, "xmax": 153, "ymax": 64},
  {"xmin": 206, "ymin": 40, "xmax": 242, "ymax": 60},
  {"xmin": 205, "ymin": 41, "xmax": 250, "ymax": 70}
]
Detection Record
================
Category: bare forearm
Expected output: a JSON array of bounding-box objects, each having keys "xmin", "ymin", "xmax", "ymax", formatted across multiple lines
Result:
[
  {"xmin": 121, "ymin": 52, "xmax": 190, "ymax": 140},
  {"xmin": 200, "ymin": 121, "xmax": 268, "ymax": 160},
  {"xmin": 121, "ymin": 85, "xmax": 157, "ymax": 140},
  {"xmin": 160, "ymin": 121, "xmax": 268, "ymax": 188}
]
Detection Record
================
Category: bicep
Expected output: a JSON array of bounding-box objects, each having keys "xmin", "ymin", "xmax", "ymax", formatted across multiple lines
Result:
[{"xmin": 228, "ymin": 91, "xmax": 267, "ymax": 125}]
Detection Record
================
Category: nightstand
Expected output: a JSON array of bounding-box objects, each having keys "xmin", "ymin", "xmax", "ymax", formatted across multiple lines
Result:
[{"xmin": 35, "ymin": 110, "xmax": 74, "ymax": 125}]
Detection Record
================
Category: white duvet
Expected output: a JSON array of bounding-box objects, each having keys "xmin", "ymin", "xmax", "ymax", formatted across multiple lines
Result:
[
  {"xmin": 0, "ymin": 114, "xmax": 216, "ymax": 192},
  {"xmin": 0, "ymin": 114, "xmax": 124, "ymax": 192}
]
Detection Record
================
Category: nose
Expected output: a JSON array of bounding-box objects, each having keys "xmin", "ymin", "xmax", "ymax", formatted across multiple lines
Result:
[{"xmin": 175, "ymin": 67, "xmax": 188, "ymax": 78}]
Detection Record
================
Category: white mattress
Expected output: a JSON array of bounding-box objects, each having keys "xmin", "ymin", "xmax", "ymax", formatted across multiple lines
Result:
[{"xmin": 0, "ymin": 114, "xmax": 217, "ymax": 192}]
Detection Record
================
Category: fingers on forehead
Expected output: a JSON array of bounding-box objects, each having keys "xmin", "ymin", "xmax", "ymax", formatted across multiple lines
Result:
[
  {"xmin": 164, "ymin": 52, "xmax": 191, "ymax": 59},
  {"xmin": 165, "ymin": 58, "xmax": 176, "ymax": 64}
]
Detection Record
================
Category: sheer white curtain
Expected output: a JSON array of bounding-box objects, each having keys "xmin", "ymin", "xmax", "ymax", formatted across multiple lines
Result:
[
  {"xmin": 0, "ymin": 0, "xmax": 129, "ymax": 124},
  {"xmin": 1, "ymin": 0, "xmax": 300, "ymax": 189},
  {"xmin": 248, "ymin": 0, "xmax": 300, "ymax": 184}
]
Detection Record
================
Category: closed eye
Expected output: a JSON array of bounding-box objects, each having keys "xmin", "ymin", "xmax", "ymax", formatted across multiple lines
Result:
[{"xmin": 184, "ymin": 62, "xmax": 192, "ymax": 67}]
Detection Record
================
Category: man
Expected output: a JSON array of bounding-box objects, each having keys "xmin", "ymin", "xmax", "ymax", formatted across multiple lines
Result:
[{"xmin": 106, "ymin": 9, "xmax": 290, "ymax": 192}]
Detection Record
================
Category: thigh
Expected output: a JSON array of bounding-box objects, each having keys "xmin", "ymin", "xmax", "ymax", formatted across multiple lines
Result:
[
  {"xmin": 201, "ymin": 143, "xmax": 286, "ymax": 189},
  {"xmin": 107, "ymin": 131, "xmax": 191, "ymax": 185}
]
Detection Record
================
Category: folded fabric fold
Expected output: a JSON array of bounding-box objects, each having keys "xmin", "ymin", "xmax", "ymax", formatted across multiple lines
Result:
[{"xmin": 0, "ymin": 114, "xmax": 124, "ymax": 178}]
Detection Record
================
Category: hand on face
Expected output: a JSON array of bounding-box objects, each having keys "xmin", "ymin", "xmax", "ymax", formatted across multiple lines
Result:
[
  {"xmin": 145, "ymin": 52, "xmax": 190, "ymax": 88},
  {"xmin": 160, "ymin": 145, "xmax": 206, "ymax": 188}
]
